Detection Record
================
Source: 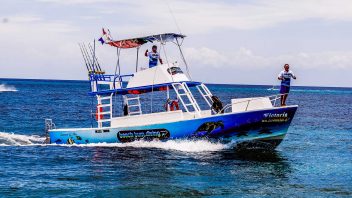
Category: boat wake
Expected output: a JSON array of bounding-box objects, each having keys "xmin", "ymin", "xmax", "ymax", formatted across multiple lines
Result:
[
  {"xmin": 0, "ymin": 132, "xmax": 227, "ymax": 152},
  {"xmin": 70, "ymin": 140, "xmax": 228, "ymax": 152},
  {"xmin": 0, "ymin": 84, "xmax": 18, "ymax": 92},
  {"xmin": 0, "ymin": 132, "xmax": 45, "ymax": 146}
]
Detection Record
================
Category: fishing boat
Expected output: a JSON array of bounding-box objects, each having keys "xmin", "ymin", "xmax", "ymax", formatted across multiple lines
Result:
[{"xmin": 46, "ymin": 31, "xmax": 298, "ymax": 149}]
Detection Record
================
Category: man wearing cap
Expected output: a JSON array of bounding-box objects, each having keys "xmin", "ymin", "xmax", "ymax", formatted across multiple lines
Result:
[
  {"xmin": 278, "ymin": 64, "xmax": 297, "ymax": 106},
  {"xmin": 145, "ymin": 45, "xmax": 163, "ymax": 68}
]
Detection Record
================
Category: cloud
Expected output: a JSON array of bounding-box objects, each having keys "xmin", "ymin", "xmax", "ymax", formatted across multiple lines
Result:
[
  {"xmin": 0, "ymin": 14, "xmax": 78, "ymax": 33},
  {"xmin": 181, "ymin": 47, "xmax": 352, "ymax": 86},
  {"xmin": 185, "ymin": 47, "xmax": 352, "ymax": 70},
  {"xmin": 8, "ymin": 15, "xmax": 42, "ymax": 23},
  {"xmin": 37, "ymin": 0, "xmax": 113, "ymax": 4},
  {"xmin": 0, "ymin": 0, "xmax": 351, "ymax": 87},
  {"xmin": 35, "ymin": 0, "xmax": 352, "ymax": 33}
]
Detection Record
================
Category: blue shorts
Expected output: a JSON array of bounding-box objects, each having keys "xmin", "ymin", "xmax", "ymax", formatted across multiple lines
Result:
[{"xmin": 280, "ymin": 85, "xmax": 290, "ymax": 94}]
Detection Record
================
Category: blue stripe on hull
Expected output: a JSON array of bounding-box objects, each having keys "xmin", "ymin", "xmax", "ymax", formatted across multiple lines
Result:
[{"xmin": 49, "ymin": 106, "xmax": 297, "ymax": 147}]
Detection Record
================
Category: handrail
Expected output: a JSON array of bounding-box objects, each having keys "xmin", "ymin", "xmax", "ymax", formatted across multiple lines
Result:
[
  {"xmin": 89, "ymin": 74, "xmax": 134, "ymax": 82},
  {"xmin": 217, "ymin": 94, "xmax": 284, "ymax": 114}
]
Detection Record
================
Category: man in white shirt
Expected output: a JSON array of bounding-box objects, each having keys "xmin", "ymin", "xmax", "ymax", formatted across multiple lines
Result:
[
  {"xmin": 145, "ymin": 45, "xmax": 163, "ymax": 68},
  {"xmin": 278, "ymin": 64, "xmax": 297, "ymax": 106}
]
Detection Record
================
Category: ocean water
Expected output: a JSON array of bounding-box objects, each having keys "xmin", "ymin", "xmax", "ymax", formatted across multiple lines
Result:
[{"xmin": 0, "ymin": 79, "xmax": 351, "ymax": 197}]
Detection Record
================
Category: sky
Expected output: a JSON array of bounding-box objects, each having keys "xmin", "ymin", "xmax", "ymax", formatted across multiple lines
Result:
[{"xmin": 0, "ymin": 0, "xmax": 352, "ymax": 87}]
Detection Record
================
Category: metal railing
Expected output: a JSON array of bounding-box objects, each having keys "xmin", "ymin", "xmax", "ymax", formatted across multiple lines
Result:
[
  {"xmin": 219, "ymin": 94, "xmax": 283, "ymax": 114},
  {"xmin": 89, "ymin": 74, "xmax": 134, "ymax": 83}
]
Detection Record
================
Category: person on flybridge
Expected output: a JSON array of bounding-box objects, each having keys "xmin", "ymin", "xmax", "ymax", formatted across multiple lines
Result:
[
  {"xmin": 145, "ymin": 45, "xmax": 163, "ymax": 68},
  {"xmin": 278, "ymin": 64, "xmax": 297, "ymax": 106}
]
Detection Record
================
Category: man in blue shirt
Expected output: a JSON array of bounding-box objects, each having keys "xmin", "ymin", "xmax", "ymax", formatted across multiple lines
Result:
[
  {"xmin": 278, "ymin": 64, "xmax": 297, "ymax": 106},
  {"xmin": 145, "ymin": 45, "xmax": 163, "ymax": 68}
]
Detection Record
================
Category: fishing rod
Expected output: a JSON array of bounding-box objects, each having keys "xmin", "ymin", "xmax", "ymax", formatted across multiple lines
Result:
[
  {"xmin": 92, "ymin": 39, "xmax": 96, "ymax": 72},
  {"xmin": 78, "ymin": 43, "xmax": 93, "ymax": 72},
  {"xmin": 88, "ymin": 43, "xmax": 102, "ymax": 72},
  {"xmin": 82, "ymin": 43, "xmax": 96, "ymax": 72},
  {"xmin": 79, "ymin": 43, "xmax": 93, "ymax": 71}
]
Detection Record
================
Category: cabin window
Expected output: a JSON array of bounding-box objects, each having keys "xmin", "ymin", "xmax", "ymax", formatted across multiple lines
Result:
[{"xmin": 167, "ymin": 67, "xmax": 183, "ymax": 75}]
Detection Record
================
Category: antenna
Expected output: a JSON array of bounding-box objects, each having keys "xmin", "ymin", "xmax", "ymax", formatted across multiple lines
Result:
[{"xmin": 166, "ymin": 0, "xmax": 182, "ymax": 35}]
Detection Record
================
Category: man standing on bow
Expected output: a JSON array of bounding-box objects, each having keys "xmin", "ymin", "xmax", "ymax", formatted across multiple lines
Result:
[
  {"xmin": 278, "ymin": 64, "xmax": 297, "ymax": 106},
  {"xmin": 145, "ymin": 45, "xmax": 163, "ymax": 68}
]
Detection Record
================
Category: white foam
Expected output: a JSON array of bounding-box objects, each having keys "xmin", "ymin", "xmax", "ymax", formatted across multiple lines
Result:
[
  {"xmin": 66, "ymin": 139, "xmax": 229, "ymax": 152},
  {"xmin": 0, "ymin": 132, "xmax": 45, "ymax": 146},
  {"xmin": 0, "ymin": 84, "xmax": 18, "ymax": 92},
  {"xmin": 0, "ymin": 132, "xmax": 228, "ymax": 152}
]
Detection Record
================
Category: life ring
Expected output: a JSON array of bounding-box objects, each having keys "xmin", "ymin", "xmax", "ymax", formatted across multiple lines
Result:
[
  {"xmin": 96, "ymin": 105, "xmax": 104, "ymax": 120},
  {"xmin": 165, "ymin": 99, "xmax": 180, "ymax": 111}
]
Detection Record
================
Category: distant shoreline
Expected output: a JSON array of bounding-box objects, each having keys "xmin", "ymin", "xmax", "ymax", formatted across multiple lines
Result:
[{"xmin": 0, "ymin": 77, "xmax": 351, "ymax": 89}]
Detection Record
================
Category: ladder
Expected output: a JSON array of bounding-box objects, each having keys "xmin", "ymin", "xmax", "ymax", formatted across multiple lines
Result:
[
  {"xmin": 172, "ymin": 82, "xmax": 201, "ymax": 117},
  {"xmin": 44, "ymin": 119, "xmax": 56, "ymax": 144},
  {"xmin": 196, "ymin": 83, "xmax": 213, "ymax": 108},
  {"xmin": 126, "ymin": 95, "xmax": 142, "ymax": 116},
  {"xmin": 97, "ymin": 94, "xmax": 113, "ymax": 128}
]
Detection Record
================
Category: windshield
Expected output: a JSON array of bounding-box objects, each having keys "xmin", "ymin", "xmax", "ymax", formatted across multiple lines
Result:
[{"xmin": 167, "ymin": 67, "xmax": 184, "ymax": 75}]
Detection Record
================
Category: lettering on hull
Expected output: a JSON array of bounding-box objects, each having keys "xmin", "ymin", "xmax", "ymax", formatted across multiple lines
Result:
[
  {"xmin": 117, "ymin": 129, "xmax": 170, "ymax": 142},
  {"xmin": 262, "ymin": 112, "xmax": 289, "ymax": 123}
]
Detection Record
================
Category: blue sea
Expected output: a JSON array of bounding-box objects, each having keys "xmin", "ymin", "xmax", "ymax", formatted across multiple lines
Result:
[{"xmin": 0, "ymin": 78, "xmax": 351, "ymax": 197}]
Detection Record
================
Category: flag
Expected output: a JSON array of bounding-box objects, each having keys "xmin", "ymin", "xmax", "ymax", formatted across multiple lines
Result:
[{"xmin": 98, "ymin": 28, "xmax": 112, "ymax": 45}]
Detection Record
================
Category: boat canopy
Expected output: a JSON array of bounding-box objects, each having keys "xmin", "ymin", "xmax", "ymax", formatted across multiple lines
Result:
[{"xmin": 106, "ymin": 33, "xmax": 186, "ymax": 49}]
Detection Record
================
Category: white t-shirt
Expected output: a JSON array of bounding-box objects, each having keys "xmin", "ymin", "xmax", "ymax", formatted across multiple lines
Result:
[
  {"xmin": 278, "ymin": 70, "xmax": 295, "ymax": 86},
  {"xmin": 147, "ymin": 52, "xmax": 160, "ymax": 67}
]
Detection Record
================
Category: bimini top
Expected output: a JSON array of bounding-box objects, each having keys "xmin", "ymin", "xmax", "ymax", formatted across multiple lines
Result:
[{"xmin": 99, "ymin": 31, "xmax": 186, "ymax": 49}]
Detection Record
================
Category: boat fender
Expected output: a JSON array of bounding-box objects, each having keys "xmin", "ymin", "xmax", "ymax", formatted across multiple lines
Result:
[{"xmin": 96, "ymin": 104, "xmax": 104, "ymax": 120}]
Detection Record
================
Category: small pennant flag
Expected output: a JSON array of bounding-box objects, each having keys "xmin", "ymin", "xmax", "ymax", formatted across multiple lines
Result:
[{"xmin": 98, "ymin": 28, "xmax": 112, "ymax": 44}]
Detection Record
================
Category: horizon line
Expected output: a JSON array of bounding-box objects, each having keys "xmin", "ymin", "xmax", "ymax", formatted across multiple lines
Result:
[{"xmin": 0, "ymin": 77, "xmax": 351, "ymax": 89}]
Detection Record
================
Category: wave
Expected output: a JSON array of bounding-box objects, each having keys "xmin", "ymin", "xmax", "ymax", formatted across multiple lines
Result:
[
  {"xmin": 0, "ymin": 84, "xmax": 18, "ymax": 92},
  {"xmin": 0, "ymin": 132, "xmax": 45, "ymax": 146},
  {"xmin": 0, "ymin": 132, "xmax": 227, "ymax": 152},
  {"xmin": 68, "ymin": 140, "xmax": 228, "ymax": 152}
]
